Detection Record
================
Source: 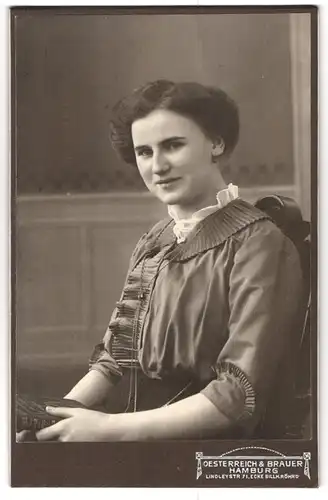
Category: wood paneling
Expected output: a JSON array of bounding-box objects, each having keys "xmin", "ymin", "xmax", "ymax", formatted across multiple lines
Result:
[
  {"xmin": 91, "ymin": 224, "xmax": 148, "ymax": 327},
  {"xmin": 16, "ymin": 225, "xmax": 84, "ymax": 329},
  {"xmin": 16, "ymin": 194, "xmax": 166, "ymax": 371}
]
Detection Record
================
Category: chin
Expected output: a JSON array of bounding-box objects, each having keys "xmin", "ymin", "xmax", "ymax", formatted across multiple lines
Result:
[
  {"xmin": 155, "ymin": 192, "xmax": 185, "ymax": 206},
  {"xmin": 152, "ymin": 185, "xmax": 188, "ymax": 205}
]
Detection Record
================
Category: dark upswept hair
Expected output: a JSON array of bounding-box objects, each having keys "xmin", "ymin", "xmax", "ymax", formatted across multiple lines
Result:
[{"xmin": 109, "ymin": 80, "xmax": 240, "ymax": 165}]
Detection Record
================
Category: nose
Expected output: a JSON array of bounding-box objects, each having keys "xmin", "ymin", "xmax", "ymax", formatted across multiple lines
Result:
[{"xmin": 152, "ymin": 151, "xmax": 170, "ymax": 174}]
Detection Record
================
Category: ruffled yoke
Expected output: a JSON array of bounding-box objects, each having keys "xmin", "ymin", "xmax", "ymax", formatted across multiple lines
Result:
[{"xmin": 109, "ymin": 248, "xmax": 169, "ymax": 369}]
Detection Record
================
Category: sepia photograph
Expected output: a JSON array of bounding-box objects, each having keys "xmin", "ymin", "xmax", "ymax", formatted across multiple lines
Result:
[{"xmin": 11, "ymin": 5, "xmax": 317, "ymax": 487}]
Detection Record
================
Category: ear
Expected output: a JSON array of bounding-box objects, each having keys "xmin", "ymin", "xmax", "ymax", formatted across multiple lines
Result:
[{"xmin": 211, "ymin": 138, "xmax": 225, "ymax": 160}]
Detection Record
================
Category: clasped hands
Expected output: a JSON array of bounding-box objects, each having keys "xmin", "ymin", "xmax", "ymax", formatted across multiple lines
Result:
[{"xmin": 17, "ymin": 407, "xmax": 130, "ymax": 442}]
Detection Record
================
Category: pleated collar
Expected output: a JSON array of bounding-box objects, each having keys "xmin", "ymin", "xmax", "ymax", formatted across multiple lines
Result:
[
  {"xmin": 168, "ymin": 183, "xmax": 239, "ymax": 243},
  {"xmin": 133, "ymin": 199, "xmax": 271, "ymax": 265}
]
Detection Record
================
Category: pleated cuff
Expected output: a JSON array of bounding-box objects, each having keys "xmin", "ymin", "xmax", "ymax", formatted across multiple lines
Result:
[
  {"xmin": 201, "ymin": 361, "xmax": 256, "ymax": 424},
  {"xmin": 88, "ymin": 342, "xmax": 123, "ymax": 382}
]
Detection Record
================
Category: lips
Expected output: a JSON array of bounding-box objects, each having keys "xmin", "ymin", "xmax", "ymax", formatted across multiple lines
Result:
[{"xmin": 156, "ymin": 178, "xmax": 181, "ymax": 186}]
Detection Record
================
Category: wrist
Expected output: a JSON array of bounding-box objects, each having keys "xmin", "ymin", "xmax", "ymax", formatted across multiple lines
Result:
[{"xmin": 100, "ymin": 412, "xmax": 136, "ymax": 441}]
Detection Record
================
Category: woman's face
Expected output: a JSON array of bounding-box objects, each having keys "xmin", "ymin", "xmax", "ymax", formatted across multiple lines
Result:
[{"xmin": 131, "ymin": 109, "xmax": 224, "ymax": 218}]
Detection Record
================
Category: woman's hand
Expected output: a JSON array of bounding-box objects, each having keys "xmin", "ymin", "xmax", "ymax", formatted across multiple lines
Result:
[{"xmin": 36, "ymin": 407, "xmax": 119, "ymax": 442}]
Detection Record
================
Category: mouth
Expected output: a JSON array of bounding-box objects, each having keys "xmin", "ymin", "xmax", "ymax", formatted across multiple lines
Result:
[{"xmin": 155, "ymin": 178, "xmax": 181, "ymax": 188}]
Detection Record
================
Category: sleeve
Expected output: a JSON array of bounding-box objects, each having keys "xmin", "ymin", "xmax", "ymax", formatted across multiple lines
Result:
[
  {"xmin": 88, "ymin": 325, "xmax": 123, "ymax": 382},
  {"xmin": 201, "ymin": 222, "xmax": 303, "ymax": 433}
]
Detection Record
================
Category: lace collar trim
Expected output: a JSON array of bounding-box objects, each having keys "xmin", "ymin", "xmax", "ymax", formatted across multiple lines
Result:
[{"xmin": 168, "ymin": 183, "xmax": 239, "ymax": 243}]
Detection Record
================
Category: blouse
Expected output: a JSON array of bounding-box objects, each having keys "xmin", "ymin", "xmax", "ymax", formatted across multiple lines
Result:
[{"xmin": 89, "ymin": 198, "xmax": 303, "ymax": 436}]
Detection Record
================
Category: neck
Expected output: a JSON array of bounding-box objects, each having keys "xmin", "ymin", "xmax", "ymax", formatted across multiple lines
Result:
[{"xmin": 169, "ymin": 181, "xmax": 228, "ymax": 220}]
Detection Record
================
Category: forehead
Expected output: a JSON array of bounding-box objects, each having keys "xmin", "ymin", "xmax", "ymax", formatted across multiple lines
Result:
[{"xmin": 131, "ymin": 109, "xmax": 204, "ymax": 146}]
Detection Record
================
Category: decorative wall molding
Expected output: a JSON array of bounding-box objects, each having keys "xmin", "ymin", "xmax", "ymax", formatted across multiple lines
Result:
[{"xmin": 16, "ymin": 186, "xmax": 297, "ymax": 225}]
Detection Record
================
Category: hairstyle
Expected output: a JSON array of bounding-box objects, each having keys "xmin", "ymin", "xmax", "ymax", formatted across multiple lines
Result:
[{"xmin": 109, "ymin": 79, "xmax": 240, "ymax": 165}]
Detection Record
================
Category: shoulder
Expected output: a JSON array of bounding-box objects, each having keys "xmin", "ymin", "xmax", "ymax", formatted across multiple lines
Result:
[
  {"xmin": 129, "ymin": 216, "xmax": 174, "ymax": 265},
  {"xmin": 135, "ymin": 217, "xmax": 172, "ymax": 246},
  {"xmin": 147, "ymin": 217, "xmax": 174, "ymax": 238},
  {"xmin": 230, "ymin": 217, "xmax": 301, "ymax": 278},
  {"xmin": 234, "ymin": 216, "xmax": 284, "ymax": 244},
  {"xmin": 137, "ymin": 216, "xmax": 174, "ymax": 248}
]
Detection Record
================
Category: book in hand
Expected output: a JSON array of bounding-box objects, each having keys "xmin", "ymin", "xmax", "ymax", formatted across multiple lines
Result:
[{"xmin": 16, "ymin": 394, "xmax": 88, "ymax": 433}]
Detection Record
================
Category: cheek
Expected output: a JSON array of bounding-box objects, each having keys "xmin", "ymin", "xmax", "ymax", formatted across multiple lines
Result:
[
  {"xmin": 136, "ymin": 162, "xmax": 152, "ymax": 185},
  {"xmin": 170, "ymin": 149, "xmax": 195, "ymax": 170},
  {"xmin": 179, "ymin": 144, "xmax": 210, "ymax": 170}
]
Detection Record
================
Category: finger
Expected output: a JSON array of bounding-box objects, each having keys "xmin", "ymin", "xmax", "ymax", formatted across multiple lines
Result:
[
  {"xmin": 16, "ymin": 430, "xmax": 36, "ymax": 442},
  {"xmin": 45, "ymin": 406, "xmax": 79, "ymax": 418},
  {"xmin": 36, "ymin": 421, "xmax": 63, "ymax": 441},
  {"xmin": 16, "ymin": 430, "xmax": 28, "ymax": 442}
]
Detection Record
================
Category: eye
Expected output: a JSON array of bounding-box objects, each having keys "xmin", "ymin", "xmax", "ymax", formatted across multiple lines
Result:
[
  {"xmin": 136, "ymin": 147, "xmax": 152, "ymax": 158},
  {"xmin": 164, "ymin": 140, "xmax": 184, "ymax": 152}
]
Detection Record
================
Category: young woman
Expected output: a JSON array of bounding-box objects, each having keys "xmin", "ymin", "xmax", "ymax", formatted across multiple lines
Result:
[{"xmin": 21, "ymin": 80, "xmax": 303, "ymax": 441}]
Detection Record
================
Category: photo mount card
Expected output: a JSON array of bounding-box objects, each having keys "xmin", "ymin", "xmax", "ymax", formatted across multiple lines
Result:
[{"xmin": 10, "ymin": 5, "xmax": 318, "ymax": 488}]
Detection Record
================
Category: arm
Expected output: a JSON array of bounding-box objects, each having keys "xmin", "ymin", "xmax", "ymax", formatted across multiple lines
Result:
[
  {"xmin": 37, "ymin": 393, "xmax": 230, "ymax": 441},
  {"xmin": 114, "ymin": 393, "xmax": 231, "ymax": 439},
  {"xmin": 200, "ymin": 222, "xmax": 304, "ymax": 434},
  {"xmin": 64, "ymin": 370, "xmax": 114, "ymax": 407},
  {"xmin": 61, "ymin": 328, "xmax": 122, "ymax": 408},
  {"xmin": 63, "ymin": 298, "xmax": 126, "ymax": 406}
]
